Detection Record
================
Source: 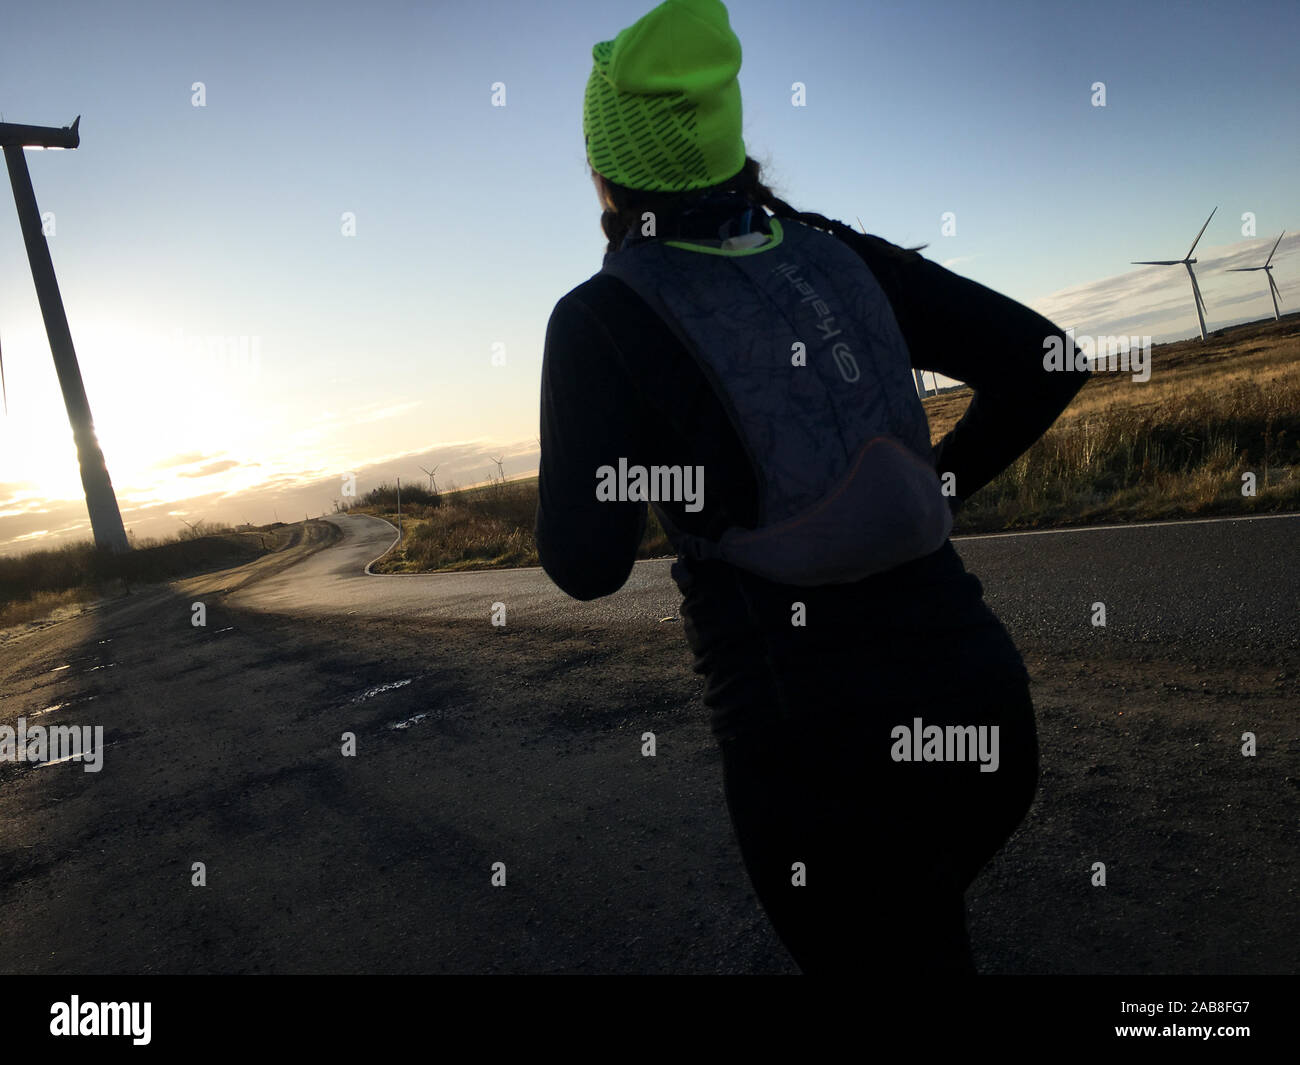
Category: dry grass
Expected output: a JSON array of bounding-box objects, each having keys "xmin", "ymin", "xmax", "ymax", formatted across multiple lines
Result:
[
  {"xmin": 0, "ymin": 586, "xmax": 100, "ymax": 630},
  {"xmin": 354, "ymin": 477, "xmax": 671, "ymax": 574},
  {"xmin": 930, "ymin": 316, "xmax": 1300, "ymax": 531},
  {"xmin": 0, "ymin": 521, "xmax": 297, "ymax": 628}
]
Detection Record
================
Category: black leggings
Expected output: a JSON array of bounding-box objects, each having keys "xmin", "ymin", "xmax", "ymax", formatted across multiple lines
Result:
[{"xmin": 714, "ymin": 649, "xmax": 1038, "ymax": 974}]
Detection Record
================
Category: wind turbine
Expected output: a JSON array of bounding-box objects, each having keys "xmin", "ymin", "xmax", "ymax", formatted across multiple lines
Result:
[
  {"xmin": 419, "ymin": 463, "xmax": 439, "ymax": 493},
  {"xmin": 1226, "ymin": 231, "xmax": 1285, "ymax": 321},
  {"xmin": 1131, "ymin": 207, "xmax": 1217, "ymax": 341}
]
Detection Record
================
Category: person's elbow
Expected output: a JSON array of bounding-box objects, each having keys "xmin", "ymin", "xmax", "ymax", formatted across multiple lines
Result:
[
  {"xmin": 554, "ymin": 567, "xmax": 632, "ymax": 601},
  {"xmin": 541, "ymin": 554, "xmax": 634, "ymax": 601},
  {"xmin": 535, "ymin": 518, "xmax": 635, "ymax": 601},
  {"xmin": 1049, "ymin": 349, "xmax": 1092, "ymax": 407},
  {"xmin": 1036, "ymin": 327, "xmax": 1093, "ymax": 409}
]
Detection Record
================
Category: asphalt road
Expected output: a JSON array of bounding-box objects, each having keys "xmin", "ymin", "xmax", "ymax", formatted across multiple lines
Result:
[
  {"xmin": 240, "ymin": 512, "xmax": 1299, "ymax": 658},
  {"xmin": 0, "ymin": 512, "xmax": 1295, "ymax": 974}
]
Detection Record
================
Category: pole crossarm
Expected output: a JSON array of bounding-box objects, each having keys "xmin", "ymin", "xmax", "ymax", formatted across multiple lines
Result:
[{"xmin": 0, "ymin": 116, "xmax": 80, "ymax": 149}]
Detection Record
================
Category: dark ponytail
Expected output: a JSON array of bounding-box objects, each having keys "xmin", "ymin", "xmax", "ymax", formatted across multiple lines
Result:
[{"xmin": 595, "ymin": 155, "xmax": 926, "ymax": 258}]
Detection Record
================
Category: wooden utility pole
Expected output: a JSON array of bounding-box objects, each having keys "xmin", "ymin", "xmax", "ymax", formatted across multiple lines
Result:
[{"xmin": 2, "ymin": 116, "xmax": 129, "ymax": 552}]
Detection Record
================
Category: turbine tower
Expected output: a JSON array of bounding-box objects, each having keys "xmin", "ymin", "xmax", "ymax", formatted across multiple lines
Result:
[
  {"xmin": 1, "ymin": 116, "xmax": 130, "ymax": 552},
  {"xmin": 1226, "ymin": 232, "xmax": 1285, "ymax": 321},
  {"xmin": 1131, "ymin": 207, "xmax": 1217, "ymax": 342}
]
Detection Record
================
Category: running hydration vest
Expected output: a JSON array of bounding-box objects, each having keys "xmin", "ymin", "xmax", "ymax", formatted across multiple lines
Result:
[{"xmin": 599, "ymin": 216, "xmax": 953, "ymax": 586}]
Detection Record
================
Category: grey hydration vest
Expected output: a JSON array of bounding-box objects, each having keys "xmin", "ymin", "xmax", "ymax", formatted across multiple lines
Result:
[{"xmin": 599, "ymin": 216, "xmax": 952, "ymax": 586}]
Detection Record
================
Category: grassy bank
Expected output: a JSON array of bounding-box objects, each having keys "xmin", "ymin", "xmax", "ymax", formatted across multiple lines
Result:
[
  {"xmin": 0, "ymin": 521, "xmax": 303, "ymax": 629},
  {"xmin": 348, "ymin": 479, "xmax": 671, "ymax": 574},
  {"xmin": 356, "ymin": 314, "xmax": 1299, "ymax": 573},
  {"xmin": 928, "ymin": 314, "xmax": 1300, "ymax": 530}
]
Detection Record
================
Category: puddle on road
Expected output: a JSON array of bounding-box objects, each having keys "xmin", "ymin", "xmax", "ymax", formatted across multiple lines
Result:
[
  {"xmin": 31, "ymin": 702, "xmax": 68, "ymax": 719},
  {"xmin": 29, "ymin": 694, "xmax": 98, "ymax": 719},
  {"xmin": 351, "ymin": 678, "xmax": 413, "ymax": 703},
  {"xmin": 386, "ymin": 702, "xmax": 470, "ymax": 731},
  {"xmin": 29, "ymin": 740, "xmax": 118, "ymax": 770},
  {"xmin": 49, "ymin": 664, "xmax": 72, "ymax": 673},
  {"xmin": 34, "ymin": 753, "xmax": 85, "ymax": 768},
  {"xmin": 87, "ymin": 663, "xmax": 117, "ymax": 672},
  {"xmin": 213, "ymin": 627, "xmax": 235, "ymax": 634},
  {"xmin": 33, "ymin": 748, "xmax": 104, "ymax": 769},
  {"xmin": 349, "ymin": 674, "xmax": 471, "ymax": 730},
  {"xmin": 1, "ymin": 734, "xmax": 117, "ymax": 774}
]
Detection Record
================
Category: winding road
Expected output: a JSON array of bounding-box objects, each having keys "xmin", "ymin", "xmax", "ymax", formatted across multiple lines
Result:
[{"xmin": 242, "ymin": 512, "xmax": 1298, "ymax": 653}]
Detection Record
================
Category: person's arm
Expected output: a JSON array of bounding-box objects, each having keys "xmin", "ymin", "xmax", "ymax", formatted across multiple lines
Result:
[
  {"xmin": 535, "ymin": 290, "xmax": 648, "ymax": 600},
  {"xmin": 845, "ymin": 232, "xmax": 1090, "ymax": 504}
]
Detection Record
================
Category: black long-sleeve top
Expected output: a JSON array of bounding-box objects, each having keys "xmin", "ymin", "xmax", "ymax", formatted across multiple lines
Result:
[{"xmin": 535, "ymin": 212, "xmax": 1089, "ymax": 738}]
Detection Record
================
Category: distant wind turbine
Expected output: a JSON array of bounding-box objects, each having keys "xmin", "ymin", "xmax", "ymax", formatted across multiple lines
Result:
[
  {"xmin": 1226, "ymin": 231, "xmax": 1285, "ymax": 321},
  {"xmin": 419, "ymin": 463, "xmax": 439, "ymax": 493},
  {"xmin": 1131, "ymin": 207, "xmax": 1217, "ymax": 341}
]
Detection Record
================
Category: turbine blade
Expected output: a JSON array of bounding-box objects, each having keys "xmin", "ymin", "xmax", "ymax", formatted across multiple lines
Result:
[
  {"xmin": 0, "ymin": 334, "xmax": 7, "ymax": 416},
  {"xmin": 1270, "ymin": 273, "xmax": 1282, "ymax": 305},
  {"xmin": 1186, "ymin": 206, "xmax": 1217, "ymax": 258},
  {"xmin": 1225, "ymin": 267, "xmax": 1261, "ymax": 272},
  {"xmin": 1132, "ymin": 260, "xmax": 1181, "ymax": 266},
  {"xmin": 1265, "ymin": 230, "xmax": 1285, "ymax": 267}
]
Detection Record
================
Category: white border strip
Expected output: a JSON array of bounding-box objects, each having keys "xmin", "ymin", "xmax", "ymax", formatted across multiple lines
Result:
[
  {"xmin": 359, "ymin": 515, "xmax": 402, "ymax": 575},
  {"xmin": 952, "ymin": 511, "xmax": 1298, "ymax": 542}
]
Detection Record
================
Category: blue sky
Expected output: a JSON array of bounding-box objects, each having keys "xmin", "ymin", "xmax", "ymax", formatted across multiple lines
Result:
[{"xmin": 1, "ymin": 0, "xmax": 1297, "ymax": 551}]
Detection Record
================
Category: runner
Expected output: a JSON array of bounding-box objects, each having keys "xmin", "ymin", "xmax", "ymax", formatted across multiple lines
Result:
[{"xmin": 536, "ymin": 0, "xmax": 1089, "ymax": 973}]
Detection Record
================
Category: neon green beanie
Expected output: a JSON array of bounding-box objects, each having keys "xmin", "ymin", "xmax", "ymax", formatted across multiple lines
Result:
[{"xmin": 583, "ymin": 0, "xmax": 746, "ymax": 193}]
